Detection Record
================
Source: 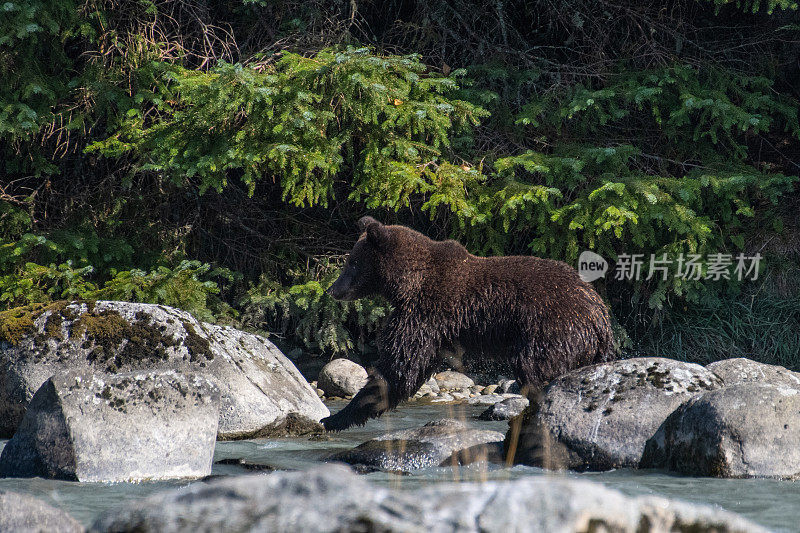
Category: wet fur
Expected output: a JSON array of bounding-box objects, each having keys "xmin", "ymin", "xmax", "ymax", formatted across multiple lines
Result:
[{"xmin": 322, "ymin": 218, "xmax": 614, "ymax": 431}]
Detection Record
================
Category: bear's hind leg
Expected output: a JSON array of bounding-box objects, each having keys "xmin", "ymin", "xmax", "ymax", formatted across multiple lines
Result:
[{"xmin": 510, "ymin": 344, "xmax": 552, "ymax": 396}]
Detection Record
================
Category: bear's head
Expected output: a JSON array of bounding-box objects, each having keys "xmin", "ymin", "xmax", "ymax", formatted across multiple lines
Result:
[{"xmin": 327, "ymin": 216, "xmax": 392, "ymax": 301}]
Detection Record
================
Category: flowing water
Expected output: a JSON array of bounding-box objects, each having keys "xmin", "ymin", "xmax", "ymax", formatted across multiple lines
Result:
[{"xmin": 0, "ymin": 401, "xmax": 796, "ymax": 531}]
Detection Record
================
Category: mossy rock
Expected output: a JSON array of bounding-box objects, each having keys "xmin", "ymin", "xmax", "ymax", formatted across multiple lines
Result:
[
  {"xmin": 0, "ymin": 300, "xmax": 329, "ymax": 439},
  {"xmin": 0, "ymin": 302, "xmax": 69, "ymax": 346},
  {"xmin": 510, "ymin": 357, "xmax": 724, "ymax": 471},
  {"xmin": 1, "ymin": 301, "xmax": 182, "ymax": 373}
]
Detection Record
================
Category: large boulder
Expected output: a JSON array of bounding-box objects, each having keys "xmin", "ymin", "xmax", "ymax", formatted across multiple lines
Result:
[
  {"xmin": 0, "ymin": 369, "xmax": 219, "ymax": 482},
  {"xmin": 90, "ymin": 464, "xmax": 766, "ymax": 533},
  {"xmin": 316, "ymin": 359, "xmax": 367, "ymax": 397},
  {"xmin": 509, "ymin": 357, "xmax": 723, "ymax": 470},
  {"xmin": 707, "ymin": 358, "xmax": 800, "ymax": 388},
  {"xmin": 433, "ymin": 370, "xmax": 474, "ymax": 390},
  {"xmin": 641, "ymin": 383, "xmax": 800, "ymax": 478},
  {"xmin": 327, "ymin": 419, "xmax": 504, "ymax": 471},
  {"xmin": 0, "ymin": 301, "xmax": 328, "ymax": 438},
  {"xmin": 0, "ymin": 491, "xmax": 83, "ymax": 532}
]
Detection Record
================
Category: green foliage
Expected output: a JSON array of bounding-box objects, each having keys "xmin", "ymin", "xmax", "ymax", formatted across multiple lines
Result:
[
  {"xmin": 90, "ymin": 46, "xmax": 488, "ymax": 207},
  {"xmin": 0, "ymin": 258, "xmax": 230, "ymax": 322},
  {"xmin": 0, "ymin": 0, "xmax": 92, "ymax": 175},
  {"xmin": 240, "ymin": 260, "xmax": 389, "ymax": 355},
  {"xmin": 638, "ymin": 291, "xmax": 800, "ymax": 369},
  {"xmin": 97, "ymin": 261, "xmax": 234, "ymax": 322},
  {"xmin": 516, "ymin": 65, "xmax": 799, "ymax": 159},
  {"xmin": 0, "ymin": 261, "xmax": 96, "ymax": 306},
  {"xmin": 430, "ymin": 65, "xmax": 796, "ymax": 307},
  {"xmin": 0, "ymin": 0, "xmax": 78, "ymax": 140},
  {"xmin": 2, "ymin": 1, "xmax": 799, "ymax": 365},
  {"xmin": 707, "ymin": 0, "xmax": 798, "ymax": 13},
  {"xmin": 0, "ymin": 205, "xmax": 231, "ymax": 321},
  {"xmin": 476, "ymin": 148, "xmax": 796, "ymax": 308},
  {"xmin": 1, "ymin": 228, "xmax": 134, "ymax": 274}
]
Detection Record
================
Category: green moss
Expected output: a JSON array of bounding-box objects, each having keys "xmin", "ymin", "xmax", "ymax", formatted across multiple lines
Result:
[
  {"xmin": 0, "ymin": 307, "xmax": 36, "ymax": 345},
  {"xmin": 182, "ymin": 321, "xmax": 214, "ymax": 362},
  {"xmin": 0, "ymin": 301, "xmax": 71, "ymax": 346},
  {"xmin": 1, "ymin": 301, "xmax": 212, "ymax": 374},
  {"xmin": 44, "ymin": 312, "xmax": 64, "ymax": 341},
  {"xmin": 72, "ymin": 308, "xmax": 177, "ymax": 373},
  {"xmin": 61, "ymin": 305, "xmax": 78, "ymax": 321},
  {"xmin": 72, "ymin": 308, "xmax": 128, "ymax": 339}
]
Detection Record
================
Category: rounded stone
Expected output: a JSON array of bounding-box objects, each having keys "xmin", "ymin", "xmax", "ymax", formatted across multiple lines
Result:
[
  {"xmin": 641, "ymin": 383, "xmax": 800, "ymax": 478},
  {"xmin": 510, "ymin": 357, "xmax": 723, "ymax": 471},
  {"xmin": 707, "ymin": 358, "xmax": 800, "ymax": 388},
  {"xmin": 317, "ymin": 359, "xmax": 368, "ymax": 398},
  {"xmin": 479, "ymin": 396, "xmax": 530, "ymax": 420},
  {"xmin": 434, "ymin": 370, "xmax": 474, "ymax": 390}
]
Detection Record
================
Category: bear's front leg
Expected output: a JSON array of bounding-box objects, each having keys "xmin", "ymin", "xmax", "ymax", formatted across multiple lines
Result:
[
  {"xmin": 321, "ymin": 368, "xmax": 393, "ymax": 431},
  {"xmin": 322, "ymin": 318, "xmax": 438, "ymax": 431}
]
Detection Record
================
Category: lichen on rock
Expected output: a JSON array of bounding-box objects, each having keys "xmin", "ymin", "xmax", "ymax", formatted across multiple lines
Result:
[{"xmin": 0, "ymin": 300, "xmax": 329, "ymax": 439}]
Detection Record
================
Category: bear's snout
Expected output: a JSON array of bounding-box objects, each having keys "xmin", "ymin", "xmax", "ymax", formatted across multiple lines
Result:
[{"xmin": 327, "ymin": 276, "xmax": 354, "ymax": 301}]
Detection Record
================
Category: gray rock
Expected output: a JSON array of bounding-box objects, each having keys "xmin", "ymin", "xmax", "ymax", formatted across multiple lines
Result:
[
  {"xmin": 90, "ymin": 463, "xmax": 766, "ymax": 533},
  {"xmin": 431, "ymin": 393, "xmax": 454, "ymax": 402},
  {"xmin": 425, "ymin": 377, "xmax": 440, "ymax": 393},
  {"xmin": 510, "ymin": 357, "xmax": 723, "ymax": 471},
  {"xmin": 434, "ymin": 370, "xmax": 474, "ymax": 390},
  {"xmin": 479, "ymin": 397, "xmax": 529, "ymax": 420},
  {"xmin": 327, "ymin": 419, "xmax": 504, "ymax": 471},
  {"xmin": 414, "ymin": 384, "xmax": 434, "ymax": 398},
  {"xmin": 0, "ymin": 491, "xmax": 83, "ymax": 532},
  {"xmin": 414, "ymin": 377, "xmax": 441, "ymax": 399},
  {"xmin": 0, "ymin": 369, "xmax": 218, "ymax": 482},
  {"xmin": 497, "ymin": 379, "xmax": 520, "ymax": 394},
  {"xmin": 466, "ymin": 393, "xmax": 507, "ymax": 406},
  {"xmin": 0, "ymin": 301, "xmax": 328, "ymax": 439},
  {"xmin": 708, "ymin": 357, "xmax": 800, "ymax": 388},
  {"xmin": 641, "ymin": 383, "xmax": 800, "ymax": 478},
  {"xmin": 317, "ymin": 359, "xmax": 368, "ymax": 397}
]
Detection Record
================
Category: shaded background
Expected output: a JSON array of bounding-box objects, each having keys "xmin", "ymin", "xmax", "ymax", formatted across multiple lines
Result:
[{"xmin": 2, "ymin": 0, "xmax": 799, "ymax": 370}]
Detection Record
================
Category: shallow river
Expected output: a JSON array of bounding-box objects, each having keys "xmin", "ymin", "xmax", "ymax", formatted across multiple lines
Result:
[{"xmin": 0, "ymin": 401, "xmax": 796, "ymax": 531}]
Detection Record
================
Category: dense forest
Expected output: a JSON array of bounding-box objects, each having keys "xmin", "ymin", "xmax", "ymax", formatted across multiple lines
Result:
[{"xmin": 2, "ymin": 0, "xmax": 799, "ymax": 368}]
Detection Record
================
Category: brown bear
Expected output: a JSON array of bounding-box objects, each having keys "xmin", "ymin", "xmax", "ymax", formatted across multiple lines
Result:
[{"xmin": 321, "ymin": 216, "xmax": 614, "ymax": 431}]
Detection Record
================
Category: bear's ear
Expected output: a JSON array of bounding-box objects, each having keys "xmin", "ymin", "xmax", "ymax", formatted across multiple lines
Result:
[
  {"xmin": 365, "ymin": 220, "xmax": 391, "ymax": 251},
  {"xmin": 357, "ymin": 216, "xmax": 380, "ymax": 234}
]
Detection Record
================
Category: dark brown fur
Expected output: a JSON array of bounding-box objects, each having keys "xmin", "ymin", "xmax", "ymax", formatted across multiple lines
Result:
[{"xmin": 321, "ymin": 217, "xmax": 614, "ymax": 431}]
